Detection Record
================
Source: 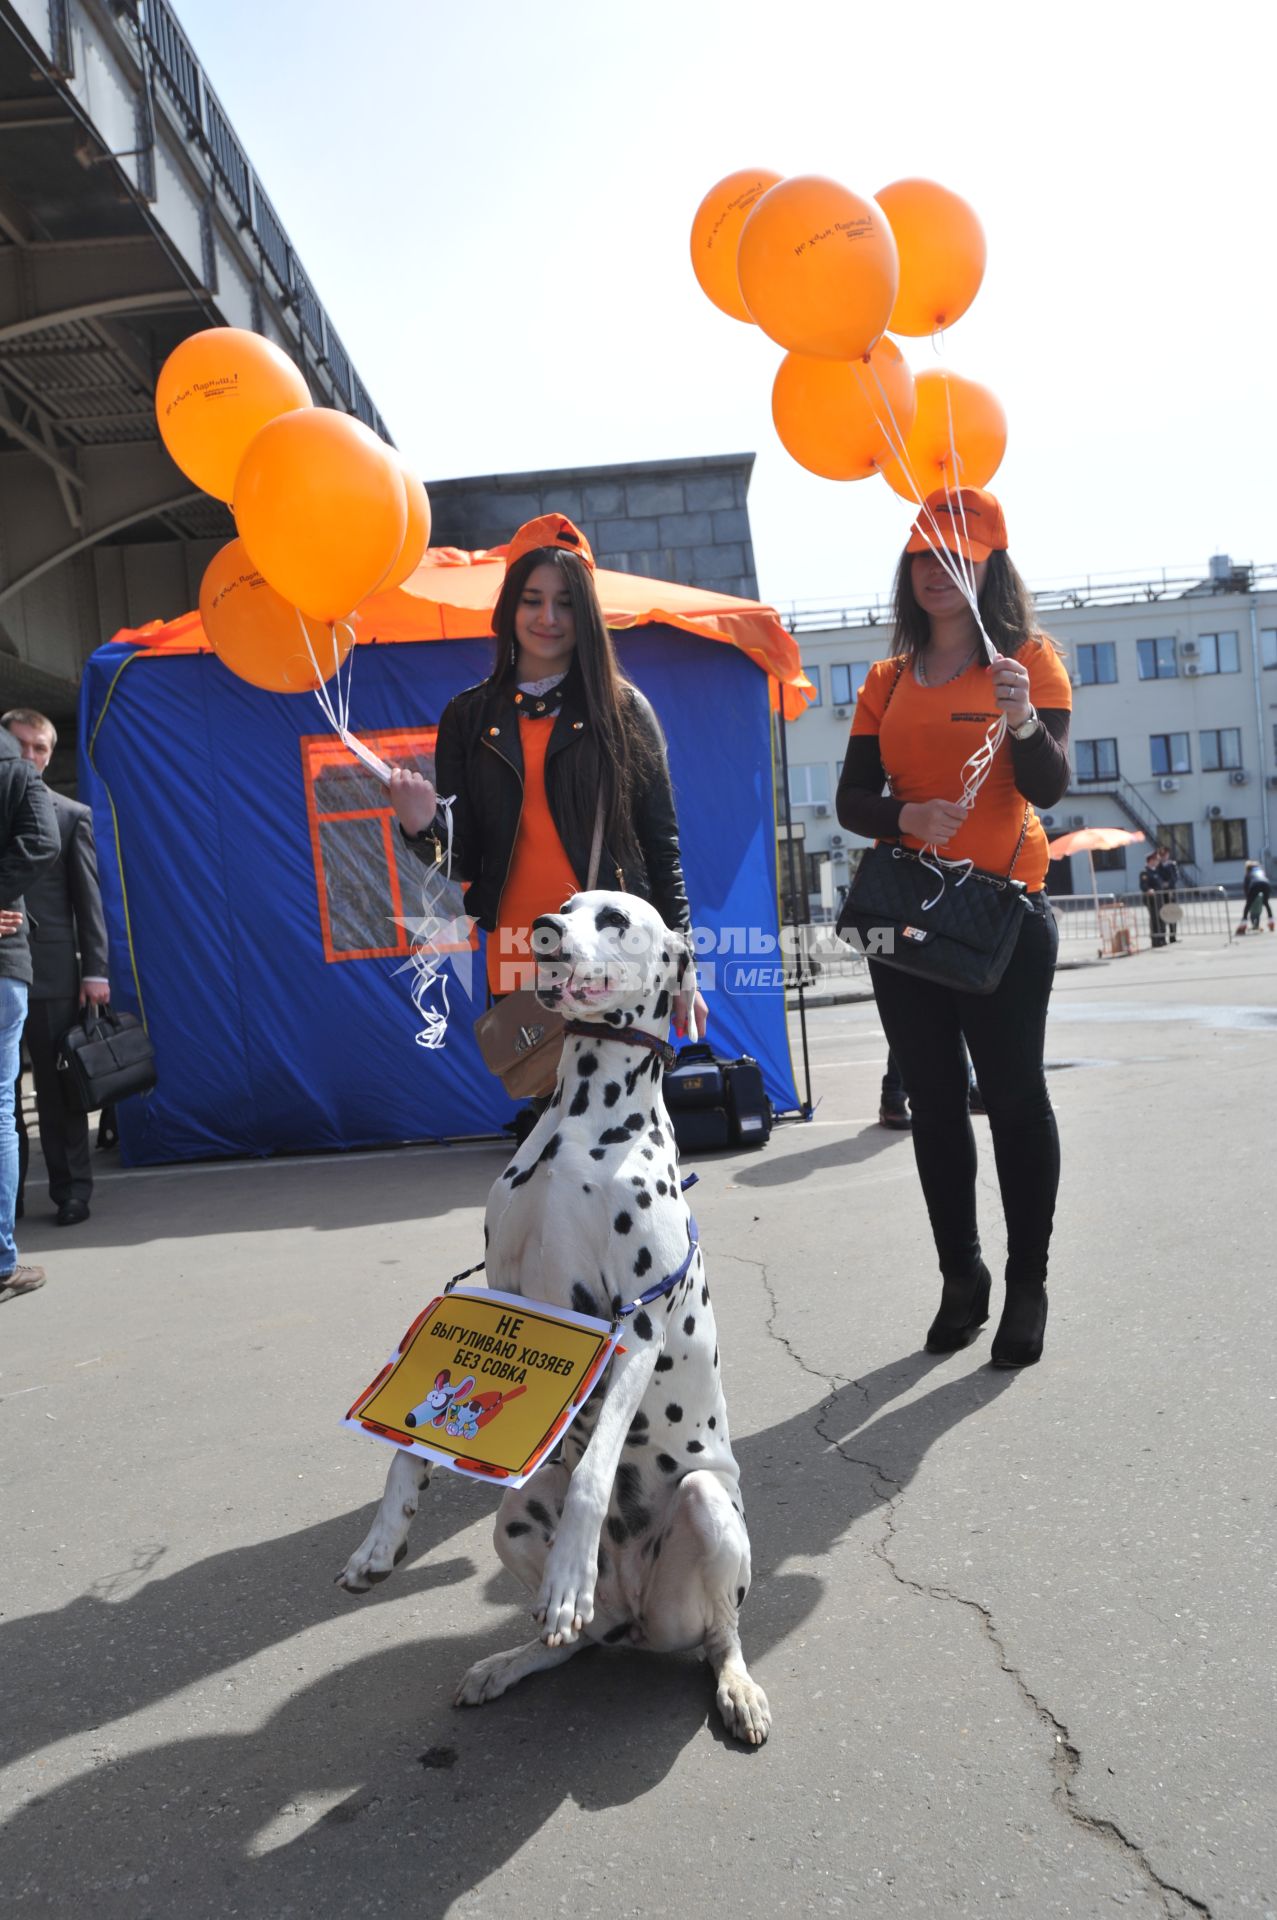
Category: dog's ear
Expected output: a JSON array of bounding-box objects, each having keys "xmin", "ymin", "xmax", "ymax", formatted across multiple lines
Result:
[{"xmin": 675, "ymin": 933, "xmax": 700, "ymax": 1044}]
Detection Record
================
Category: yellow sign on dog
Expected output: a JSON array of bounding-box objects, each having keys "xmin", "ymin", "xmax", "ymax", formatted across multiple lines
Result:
[{"xmin": 344, "ymin": 1288, "xmax": 623, "ymax": 1487}]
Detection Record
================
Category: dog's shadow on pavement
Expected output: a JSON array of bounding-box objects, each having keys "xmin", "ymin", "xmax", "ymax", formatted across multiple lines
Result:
[{"xmin": 2, "ymin": 1350, "xmax": 1012, "ymax": 1913}]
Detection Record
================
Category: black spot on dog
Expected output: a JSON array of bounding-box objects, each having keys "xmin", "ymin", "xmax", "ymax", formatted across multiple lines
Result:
[
  {"xmin": 633, "ymin": 1310, "xmax": 653, "ymax": 1340},
  {"xmin": 624, "ymin": 1112, "xmax": 644, "ymax": 1132},
  {"xmin": 661, "ymin": 948, "xmax": 670, "ymax": 963},
  {"xmin": 614, "ymin": 1210, "xmax": 632, "ymax": 1234},
  {"xmin": 683, "ymin": 1315, "xmax": 696, "ymax": 1337},
  {"xmin": 655, "ymin": 1353, "xmax": 673, "ymax": 1372},
  {"xmin": 590, "ymin": 1147, "xmax": 606, "ymax": 1160},
  {"xmin": 501, "ymin": 1165, "xmax": 517, "ymax": 1181},
  {"xmin": 541, "ymin": 1133, "xmax": 560, "ymax": 1160},
  {"xmin": 599, "ymin": 1126, "xmax": 630, "ymax": 1146},
  {"xmin": 701, "ymin": 1283, "xmax": 709, "ymax": 1306},
  {"xmin": 629, "ymin": 1409, "xmax": 649, "ymax": 1431},
  {"xmin": 648, "ymin": 1128, "xmax": 663, "ymax": 1147},
  {"xmin": 606, "ymin": 1516, "xmax": 628, "ymax": 1546},
  {"xmin": 526, "ymin": 1500, "xmax": 552, "ymax": 1528},
  {"xmin": 631, "ymin": 1175, "xmax": 646, "ymax": 1188},
  {"xmin": 653, "ymin": 989, "xmax": 670, "ymax": 1018},
  {"xmin": 667, "ymin": 1164, "xmax": 677, "ymax": 1185},
  {"xmin": 572, "ymin": 1282, "xmax": 599, "ymax": 1318},
  {"xmin": 509, "ymin": 1164, "xmax": 536, "ymax": 1188},
  {"xmin": 648, "ymin": 1052, "xmax": 662, "ymax": 1080},
  {"xmin": 569, "ymin": 1080, "xmax": 590, "ymax": 1117},
  {"xmin": 736, "ymin": 1585, "xmax": 746, "ymax": 1606},
  {"xmin": 583, "ymin": 1183, "xmax": 592, "ymax": 1194},
  {"xmin": 595, "ymin": 905, "xmax": 630, "ymax": 933},
  {"xmin": 655, "ymin": 1180, "xmax": 668, "ymax": 1196},
  {"xmin": 550, "ymin": 1084, "xmax": 563, "ymax": 1108},
  {"xmin": 708, "ymin": 1416, "xmax": 717, "ymax": 1430},
  {"xmin": 579, "ymin": 1051, "xmax": 599, "ymax": 1076},
  {"xmin": 656, "ymin": 1452, "xmax": 678, "ymax": 1474},
  {"xmin": 641, "ymin": 1147, "xmax": 654, "ymax": 1162},
  {"xmin": 713, "ymin": 1346, "xmax": 719, "ymax": 1368},
  {"xmin": 624, "ymin": 1428, "xmax": 649, "ymax": 1447},
  {"xmin": 634, "ymin": 1248, "xmax": 652, "ymax": 1276},
  {"xmin": 505, "ymin": 1521, "xmax": 531, "ymax": 1538},
  {"xmin": 603, "ymin": 1622, "xmax": 630, "ymax": 1644},
  {"xmin": 665, "ymin": 1402, "xmax": 683, "ymax": 1423},
  {"xmin": 636, "ymin": 1191, "xmax": 652, "ymax": 1209},
  {"xmin": 603, "ymin": 1010, "xmax": 624, "ymax": 1027},
  {"xmin": 687, "ymin": 1440, "xmax": 704, "ymax": 1453},
  {"xmin": 603, "ymin": 1081, "xmax": 621, "ymax": 1107}
]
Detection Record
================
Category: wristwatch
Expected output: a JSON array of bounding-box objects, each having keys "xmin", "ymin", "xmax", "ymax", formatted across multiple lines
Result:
[{"xmin": 1009, "ymin": 705, "xmax": 1041, "ymax": 741}]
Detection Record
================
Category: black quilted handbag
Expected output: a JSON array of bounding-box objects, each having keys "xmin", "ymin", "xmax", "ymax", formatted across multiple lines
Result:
[{"xmin": 836, "ymin": 841, "xmax": 1031, "ymax": 994}]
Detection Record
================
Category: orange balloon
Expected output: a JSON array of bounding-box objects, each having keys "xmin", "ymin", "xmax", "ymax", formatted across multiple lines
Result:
[
  {"xmin": 234, "ymin": 409, "xmax": 407, "ymax": 622},
  {"xmin": 736, "ymin": 175, "xmax": 899, "ymax": 360},
  {"xmin": 880, "ymin": 368, "xmax": 1007, "ymax": 502},
  {"xmin": 377, "ymin": 457, "xmax": 433, "ymax": 593},
  {"xmin": 690, "ymin": 168, "xmax": 784, "ymax": 323},
  {"xmin": 155, "ymin": 328, "xmax": 312, "ymax": 503},
  {"xmin": 199, "ymin": 540, "xmax": 356, "ymax": 693},
  {"xmin": 875, "ymin": 178, "xmax": 987, "ymax": 337},
  {"xmin": 772, "ymin": 339, "xmax": 917, "ymax": 481}
]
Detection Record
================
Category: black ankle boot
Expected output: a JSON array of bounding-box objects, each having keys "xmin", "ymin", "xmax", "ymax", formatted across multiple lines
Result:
[
  {"xmin": 991, "ymin": 1286, "xmax": 1048, "ymax": 1368},
  {"xmin": 925, "ymin": 1262, "xmax": 991, "ymax": 1353}
]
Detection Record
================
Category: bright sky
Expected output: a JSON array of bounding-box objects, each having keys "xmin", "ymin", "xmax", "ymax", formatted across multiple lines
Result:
[{"xmin": 174, "ymin": 0, "xmax": 1275, "ymax": 610}]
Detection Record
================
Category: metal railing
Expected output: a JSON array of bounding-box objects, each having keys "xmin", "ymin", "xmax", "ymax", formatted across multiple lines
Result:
[
  {"xmin": 778, "ymin": 562, "xmax": 1277, "ymax": 635},
  {"xmin": 125, "ymin": 0, "xmax": 391, "ymax": 441}
]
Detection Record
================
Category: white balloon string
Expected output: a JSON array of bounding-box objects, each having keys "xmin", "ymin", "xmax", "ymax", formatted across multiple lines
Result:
[{"xmin": 394, "ymin": 794, "xmax": 459, "ymax": 1049}]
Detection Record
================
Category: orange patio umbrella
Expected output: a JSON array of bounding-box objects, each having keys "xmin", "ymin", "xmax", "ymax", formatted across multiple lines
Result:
[
  {"xmin": 114, "ymin": 543, "xmax": 816, "ymax": 720},
  {"xmin": 1048, "ymin": 826, "xmax": 1145, "ymax": 930}
]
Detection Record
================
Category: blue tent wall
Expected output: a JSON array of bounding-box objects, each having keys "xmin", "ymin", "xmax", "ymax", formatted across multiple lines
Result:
[{"xmin": 79, "ymin": 627, "xmax": 798, "ymax": 1165}]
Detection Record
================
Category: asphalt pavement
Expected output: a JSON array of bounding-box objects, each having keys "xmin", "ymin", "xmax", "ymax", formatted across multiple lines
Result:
[{"xmin": 2, "ymin": 936, "xmax": 1274, "ymax": 1918}]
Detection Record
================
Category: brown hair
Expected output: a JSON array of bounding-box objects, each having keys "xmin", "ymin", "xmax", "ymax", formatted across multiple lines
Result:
[
  {"xmin": 886, "ymin": 548, "xmax": 1041, "ymax": 661},
  {"xmin": 489, "ymin": 548, "xmax": 658, "ymax": 863}
]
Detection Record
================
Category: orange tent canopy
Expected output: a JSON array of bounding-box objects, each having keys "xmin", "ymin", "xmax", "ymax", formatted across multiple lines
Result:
[{"xmin": 113, "ymin": 543, "xmax": 816, "ymax": 719}]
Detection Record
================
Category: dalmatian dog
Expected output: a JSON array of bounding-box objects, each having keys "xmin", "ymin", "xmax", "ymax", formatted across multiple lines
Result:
[{"xmin": 337, "ymin": 891, "xmax": 770, "ymax": 1747}]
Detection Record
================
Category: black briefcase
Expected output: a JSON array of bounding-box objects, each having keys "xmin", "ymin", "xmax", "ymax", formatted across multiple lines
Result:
[
  {"xmin": 58, "ymin": 1008, "xmax": 157, "ymax": 1112},
  {"xmin": 724, "ymin": 1057, "xmax": 772, "ymax": 1148},
  {"xmin": 663, "ymin": 1044, "xmax": 726, "ymax": 1110}
]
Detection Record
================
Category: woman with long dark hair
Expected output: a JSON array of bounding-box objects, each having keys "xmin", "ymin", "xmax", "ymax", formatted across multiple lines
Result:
[
  {"xmin": 836, "ymin": 489, "xmax": 1072, "ymax": 1366},
  {"xmin": 389, "ymin": 513, "xmax": 704, "ymax": 1029}
]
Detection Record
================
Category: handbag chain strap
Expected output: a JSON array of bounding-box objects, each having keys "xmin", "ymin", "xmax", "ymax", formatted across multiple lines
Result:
[{"xmin": 880, "ymin": 654, "xmax": 1030, "ymax": 883}]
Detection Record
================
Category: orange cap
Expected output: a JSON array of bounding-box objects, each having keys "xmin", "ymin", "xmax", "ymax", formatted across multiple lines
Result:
[
  {"xmin": 906, "ymin": 488, "xmax": 1008, "ymax": 563},
  {"xmin": 502, "ymin": 513, "xmax": 595, "ymax": 575}
]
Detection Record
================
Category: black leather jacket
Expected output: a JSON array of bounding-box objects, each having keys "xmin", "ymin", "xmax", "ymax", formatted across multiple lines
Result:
[{"xmin": 406, "ymin": 663, "xmax": 691, "ymax": 934}]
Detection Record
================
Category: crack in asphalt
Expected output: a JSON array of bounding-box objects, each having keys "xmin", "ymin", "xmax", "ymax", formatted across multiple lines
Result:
[{"xmin": 739, "ymin": 1244, "xmax": 1212, "ymax": 1920}]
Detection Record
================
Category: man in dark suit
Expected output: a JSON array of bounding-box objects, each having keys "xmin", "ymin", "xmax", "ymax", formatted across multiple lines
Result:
[{"xmin": 3, "ymin": 710, "xmax": 109, "ymax": 1227}]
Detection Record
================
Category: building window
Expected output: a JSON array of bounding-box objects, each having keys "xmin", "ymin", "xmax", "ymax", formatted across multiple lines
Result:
[
  {"xmin": 1150, "ymin": 733, "xmax": 1191, "ymax": 776},
  {"xmin": 1160, "ymin": 824, "xmax": 1195, "ymax": 864},
  {"xmin": 788, "ymin": 762, "xmax": 831, "ymax": 808},
  {"xmin": 802, "ymin": 664, "xmax": 822, "ymax": 705},
  {"xmin": 1137, "ymin": 637, "xmax": 1177, "ymax": 680},
  {"xmin": 1076, "ymin": 641, "xmax": 1117, "ymax": 685},
  {"xmin": 1196, "ymin": 631, "xmax": 1240, "ymax": 675},
  {"xmin": 1200, "ymin": 728, "xmax": 1242, "ymax": 772},
  {"xmin": 1210, "ymin": 817, "xmax": 1248, "ymax": 862},
  {"xmin": 1261, "ymin": 628, "xmax": 1277, "ymax": 670},
  {"xmin": 830, "ymin": 662, "xmax": 870, "ymax": 708},
  {"xmin": 1091, "ymin": 847, "xmax": 1127, "ymax": 872},
  {"xmin": 1075, "ymin": 737, "xmax": 1119, "ymax": 782}
]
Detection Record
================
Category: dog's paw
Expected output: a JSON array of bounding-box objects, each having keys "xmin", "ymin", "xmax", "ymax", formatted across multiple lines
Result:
[
  {"xmin": 455, "ymin": 1648, "xmax": 524, "ymax": 1708},
  {"xmin": 335, "ymin": 1534, "xmax": 408, "ymax": 1596},
  {"xmin": 533, "ymin": 1558, "xmax": 595, "ymax": 1646},
  {"xmin": 717, "ymin": 1673, "xmax": 772, "ymax": 1748}
]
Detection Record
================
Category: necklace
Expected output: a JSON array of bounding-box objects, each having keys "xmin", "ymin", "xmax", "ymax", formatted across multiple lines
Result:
[{"xmin": 916, "ymin": 644, "xmax": 978, "ymax": 689}]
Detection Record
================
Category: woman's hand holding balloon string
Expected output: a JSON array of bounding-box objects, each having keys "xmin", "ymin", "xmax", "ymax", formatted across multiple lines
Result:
[
  {"xmin": 988, "ymin": 652, "xmax": 1033, "ymax": 729},
  {"xmin": 388, "ymin": 767, "xmax": 438, "ymax": 836},
  {"xmin": 899, "ymin": 798, "xmax": 968, "ymax": 847}
]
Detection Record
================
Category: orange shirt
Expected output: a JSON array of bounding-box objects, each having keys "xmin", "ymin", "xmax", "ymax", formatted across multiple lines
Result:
[
  {"xmin": 487, "ymin": 713, "xmax": 580, "ymax": 995},
  {"xmin": 851, "ymin": 637, "xmax": 1073, "ymax": 890}
]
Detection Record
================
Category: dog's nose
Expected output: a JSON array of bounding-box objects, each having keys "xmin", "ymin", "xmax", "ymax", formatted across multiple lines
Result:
[{"xmin": 531, "ymin": 915, "xmax": 566, "ymax": 957}]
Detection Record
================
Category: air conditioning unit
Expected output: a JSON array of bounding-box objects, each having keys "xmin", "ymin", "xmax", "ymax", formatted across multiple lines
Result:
[
  {"xmin": 1180, "ymin": 638, "xmax": 1199, "ymax": 656},
  {"xmin": 1067, "ymin": 814, "xmax": 1085, "ymax": 829},
  {"xmin": 1157, "ymin": 776, "xmax": 1180, "ymax": 793},
  {"xmin": 813, "ymin": 802, "xmax": 830, "ymax": 816},
  {"xmin": 1229, "ymin": 769, "xmax": 1249, "ymax": 786},
  {"xmin": 829, "ymin": 833, "xmax": 845, "ymax": 847},
  {"xmin": 1207, "ymin": 804, "xmax": 1224, "ymax": 820},
  {"xmin": 833, "ymin": 705, "xmax": 851, "ymax": 718},
  {"xmin": 1184, "ymin": 663, "xmax": 1200, "ymax": 676},
  {"xmin": 1039, "ymin": 813, "xmax": 1056, "ymax": 829}
]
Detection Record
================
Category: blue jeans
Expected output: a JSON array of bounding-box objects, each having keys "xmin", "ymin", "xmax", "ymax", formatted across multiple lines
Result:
[{"xmin": 0, "ymin": 977, "xmax": 29, "ymax": 1275}]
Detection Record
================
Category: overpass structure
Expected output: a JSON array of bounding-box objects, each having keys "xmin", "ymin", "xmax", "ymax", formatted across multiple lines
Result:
[{"xmin": 0, "ymin": 0, "xmax": 390, "ymax": 770}]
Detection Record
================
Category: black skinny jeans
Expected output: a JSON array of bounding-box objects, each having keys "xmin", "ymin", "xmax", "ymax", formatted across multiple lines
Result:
[{"xmin": 868, "ymin": 894, "xmax": 1060, "ymax": 1290}]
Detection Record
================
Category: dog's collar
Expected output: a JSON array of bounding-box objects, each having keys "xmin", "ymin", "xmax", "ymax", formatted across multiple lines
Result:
[{"xmin": 562, "ymin": 1020, "xmax": 676, "ymax": 1072}]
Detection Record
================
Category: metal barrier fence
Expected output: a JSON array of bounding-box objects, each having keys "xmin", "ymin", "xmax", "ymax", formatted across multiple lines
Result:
[{"xmin": 782, "ymin": 885, "xmax": 1236, "ymax": 987}]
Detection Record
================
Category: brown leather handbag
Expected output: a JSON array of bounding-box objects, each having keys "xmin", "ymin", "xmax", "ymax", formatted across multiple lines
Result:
[{"xmin": 472, "ymin": 798, "xmax": 605, "ymax": 1100}]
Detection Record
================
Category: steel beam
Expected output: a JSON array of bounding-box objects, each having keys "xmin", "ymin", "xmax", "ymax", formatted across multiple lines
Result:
[{"xmin": 0, "ymin": 486, "xmax": 204, "ymax": 608}]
